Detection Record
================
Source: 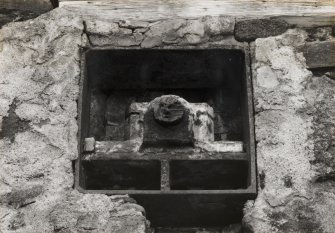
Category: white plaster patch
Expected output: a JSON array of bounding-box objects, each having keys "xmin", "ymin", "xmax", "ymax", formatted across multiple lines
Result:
[{"xmin": 256, "ymin": 65, "xmax": 279, "ymax": 88}]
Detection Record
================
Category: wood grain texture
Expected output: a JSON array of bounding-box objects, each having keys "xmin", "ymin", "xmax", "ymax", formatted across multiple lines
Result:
[{"xmin": 59, "ymin": 0, "xmax": 335, "ymax": 25}]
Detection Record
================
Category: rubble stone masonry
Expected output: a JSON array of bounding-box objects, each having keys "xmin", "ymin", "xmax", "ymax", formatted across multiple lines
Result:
[{"xmin": 0, "ymin": 5, "xmax": 334, "ymax": 233}]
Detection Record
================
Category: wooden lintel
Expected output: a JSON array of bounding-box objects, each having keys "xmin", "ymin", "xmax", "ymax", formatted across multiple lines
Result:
[{"xmin": 58, "ymin": 0, "xmax": 335, "ymax": 26}]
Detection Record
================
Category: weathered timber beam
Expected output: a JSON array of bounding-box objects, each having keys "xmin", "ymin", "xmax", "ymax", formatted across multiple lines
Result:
[{"xmin": 58, "ymin": 0, "xmax": 335, "ymax": 26}]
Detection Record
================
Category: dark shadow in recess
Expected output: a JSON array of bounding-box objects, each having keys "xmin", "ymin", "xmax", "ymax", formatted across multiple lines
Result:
[
  {"xmin": 132, "ymin": 194, "xmax": 247, "ymax": 227},
  {"xmin": 83, "ymin": 160, "xmax": 161, "ymax": 190},
  {"xmin": 85, "ymin": 49, "xmax": 245, "ymax": 142},
  {"xmin": 170, "ymin": 160, "xmax": 248, "ymax": 190}
]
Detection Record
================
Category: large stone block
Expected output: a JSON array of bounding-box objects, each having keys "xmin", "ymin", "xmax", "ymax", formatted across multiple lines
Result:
[
  {"xmin": 235, "ymin": 19, "xmax": 288, "ymax": 42},
  {"xmin": 244, "ymin": 29, "xmax": 335, "ymax": 233},
  {"xmin": 302, "ymin": 40, "xmax": 335, "ymax": 69},
  {"xmin": 203, "ymin": 16, "xmax": 235, "ymax": 36}
]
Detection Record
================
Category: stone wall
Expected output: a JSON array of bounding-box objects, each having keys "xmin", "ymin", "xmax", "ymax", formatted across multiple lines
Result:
[
  {"xmin": 0, "ymin": 9, "xmax": 148, "ymax": 233},
  {"xmin": 0, "ymin": 6, "xmax": 334, "ymax": 233},
  {"xmin": 244, "ymin": 29, "xmax": 335, "ymax": 233}
]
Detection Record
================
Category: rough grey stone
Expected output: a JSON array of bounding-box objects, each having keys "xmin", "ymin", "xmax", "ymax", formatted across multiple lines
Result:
[
  {"xmin": 178, "ymin": 19, "xmax": 205, "ymax": 37},
  {"xmin": 0, "ymin": 8, "xmax": 148, "ymax": 233},
  {"xmin": 1, "ymin": 6, "xmax": 335, "ymax": 233},
  {"xmin": 84, "ymin": 137, "xmax": 95, "ymax": 152},
  {"xmin": 143, "ymin": 19, "xmax": 186, "ymax": 45},
  {"xmin": 149, "ymin": 19, "xmax": 186, "ymax": 37},
  {"xmin": 8, "ymin": 211, "xmax": 25, "ymax": 230},
  {"xmin": 302, "ymin": 40, "xmax": 335, "ymax": 69},
  {"xmin": 115, "ymin": 35, "xmax": 143, "ymax": 47},
  {"xmin": 134, "ymin": 32, "xmax": 144, "ymax": 42},
  {"xmin": 306, "ymin": 75, "xmax": 335, "ymax": 183},
  {"xmin": 243, "ymin": 29, "xmax": 335, "ymax": 233},
  {"xmin": 140, "ymin": 17, "xmax": 238, "ymax": 46},
  {"xmin": 185, "ymin": 34, "xmax": 202, "ymax": 44},
  {"xmin": 234, "ymin": 18, "xmax": 289, "ymax": 42},
  {"xmin": 203, "ymin": 16, "xmax": 235, "ymax": 36},
  {"xmin": 49, "ymin": 192, "xmax": 148, "ymax": 233},
  {"xmin": 85, "ymin": 20, "xmax": 143, "ymax": 46},
  {"xmin": 141, "ymin": 36, "xmax": 162, "ymax": 48},
  {"xmin": 1, "ymin": 185, "xmax": 43, "ymax": 208},
  {"xmin": 306, "ymin": 27, "xmax": 333, "ymax": 42},
  {"xmin": 135, "ymin": 27, "xmax": 149, "ymax": 34},
  {"xmin": 85, "ymin": 20, "xmax": 120, "ymax": 35}
]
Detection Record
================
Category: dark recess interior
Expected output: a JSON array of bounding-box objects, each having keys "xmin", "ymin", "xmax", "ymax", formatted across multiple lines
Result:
[
  {"xmin": 83, "ymin": 160, "xmax": 161, "ymax": 190},
  {"xmin": 84, "ymin": 49, "xmax": 245, "ymax": 142},
  {"xmin": 170, "ymin": 160, "xmax": 248, "ymax": 190},
  {"xmin": 133, "ymin": 194, "xmax": 247, "ymax": 227},
  {"xmin": 80, "ymin": 49, "xmax": 253, "ymax": 228},
  {"xmin": 83, "ymin": 160, "xmax": 248, "ymax": 190}
]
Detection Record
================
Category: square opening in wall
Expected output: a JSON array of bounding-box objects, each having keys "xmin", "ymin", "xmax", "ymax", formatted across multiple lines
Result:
[
  {"xmin": 83, "ymin": 160, "xmax": 161, "ymax": 190},
  {"xmin": 170, "ymin": 160, "xmax": 249, "ymax": 190},
  {"xmin": 77, "ymin": 48, "xmax": 256, "ymax": 227}
]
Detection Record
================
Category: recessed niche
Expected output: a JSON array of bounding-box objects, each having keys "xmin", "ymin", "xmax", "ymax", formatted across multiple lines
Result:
[
  {"xmin": 83, "ymin": 160, "xmax": 161, "ymax": 190},
  {"xmin": 77, "ymin": 48, "xmax": 256, "ymax": 227},
  {"xmin": 84, "ymin": 49, "xmax": 245, "ymax": 142},
  {"xmin": 170, "ymin": 160, "xmax": 248, "ymax": 190}
]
